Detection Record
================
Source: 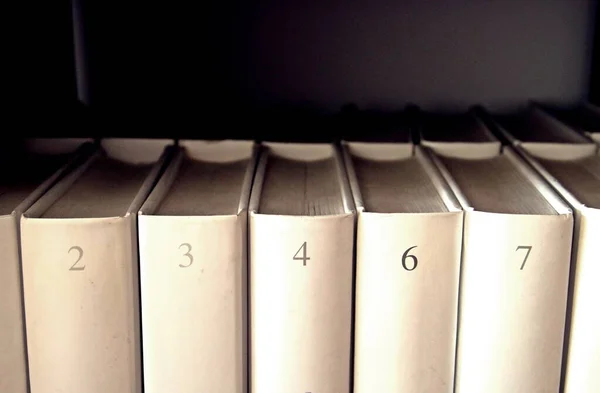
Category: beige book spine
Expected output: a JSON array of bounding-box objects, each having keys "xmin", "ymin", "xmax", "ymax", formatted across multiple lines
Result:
[
  {"xmin": 354, "ymin": 212, "xmax": 462, "ymax": 393},
  {"xmin": 563, "ymin": 208, "xmax": 600, "ymax": 393},
  {"xmin": 0, "ymin": 140, "xmax": 97, "ymax": 393},
  {"xmin": 250, "ymin": 212, "xmax": 354, "ymax": 393},
  {"xmin": 455, "ymin": 211, "xmax": 572, "ymax": 393},
  {"xmin": 21, "ymin": 216, "xmax": 141, "ymax": 393},
  {"xmin": 0, "ymin": 214, "xmax": 27, "ymax": 393},
  {"xmin": 138, "ymin": 140, "xmax": 256, "ymax": 393},
  {"xmin": 139, "ymin": 214, "xmax": 247, "ymax": 393},
  {"xmin": 20, "ymin": 139, "xmax": 172, "ymax": 393},
  {"xmin": 518, "ymin": 143, "xmax": 600, "ymax": 393}
]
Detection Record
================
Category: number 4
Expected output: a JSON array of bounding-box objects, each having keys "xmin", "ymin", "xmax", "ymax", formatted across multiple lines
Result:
[
  {"xmin": 516, "ymin": 245, "xmax": 532, "ymax": 270},
  {"xmin": 293, "ymin": 242, "xmax": 310, "ymax": 266}
]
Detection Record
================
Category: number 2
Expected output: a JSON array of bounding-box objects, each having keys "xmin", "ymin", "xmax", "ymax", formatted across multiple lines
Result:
[
  {"xmin": 179, "ymin": 243, "xmax": 193, "ymax": 268},
  {"xmin": 293, "ymin": 242, "xmax": 310, "ymax": 266},
  {"xmin": 516, "ymin": 245, "xmax": 532, "ymax": 270},
  {"xmin": 68, "ymin": 246, "xmax": 84, "ymax": 271}
]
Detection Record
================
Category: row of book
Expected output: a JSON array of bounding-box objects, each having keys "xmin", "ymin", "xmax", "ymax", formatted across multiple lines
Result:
[{"xmin": 1, "ymin": 103, "xmax": 599, "ymax": 393}]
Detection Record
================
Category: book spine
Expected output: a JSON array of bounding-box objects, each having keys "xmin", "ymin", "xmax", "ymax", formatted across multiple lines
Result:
[
  {"xmin": 564, "ymin": 209, "xmax": 600, "ymax": 393},
  {"xmin": 250, "ymin": 214, "xmax": 355, "ymax": 393},
  {"xmin": 139, "ymin": 214, "xmax": 246, "ymax": 393},
  {"xmin": 353, "ymin": 212, "xmax": 462, "ymax": 393},
  {"xmin": 455, "ymin": 212, "xmax": 573, "ymax": 392},
  {"xmin": 21, "ymin": 216, "xmax": 141, "ymax": 393},
  {"xmin": 0, "ymin": 215, "xmax": 27, "ymax": 393}
]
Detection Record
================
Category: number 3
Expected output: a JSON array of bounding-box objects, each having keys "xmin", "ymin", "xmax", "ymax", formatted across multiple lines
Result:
[{"xmin": 179, "ymin": 243, "xmax": 193, "ymax": 268}]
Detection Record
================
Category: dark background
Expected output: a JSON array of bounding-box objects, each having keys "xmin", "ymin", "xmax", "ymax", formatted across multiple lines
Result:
[{"xmin": 9, "ymin": 0, "xmax": 600, "ymax": 139}]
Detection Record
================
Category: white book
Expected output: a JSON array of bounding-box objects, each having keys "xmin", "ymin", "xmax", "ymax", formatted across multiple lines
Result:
[
  {"xmin": 138, "ymin": 140, "xmax": 258, "ymax": 393},
  {"xmin": 419, "ymin": 110, "xmax": 501, "ymax": 158},
  {"xmin": 530, "ymin": 103, "xmax": 600, "ymax": 145},
  {"xmin": 492, "ymin": 105, "xmax": 593, "ymax": 154},
  {"xmin": 343, "ymin": 141, "xmax": 463, "ymax": 393},
  {"xmin": 20, "ymin": 138, "xmax": 174, "ymax": 393},
  {"xmin": 249, "ymin": 142, "xmax": 355, "ymax": 393},
  {"xmin": 515, "ymin": 145, "xmax": 600, "ymax": 393},
  {"xmin": 0, "ymin": 138, "xmax": 94, "ymax": 393},
  {"xmin": 489, "ymin": 112, "xmax": 600, "ymax": 392},
  {"xmin": 428, "ymin": 139, "xmax": 573, "ymax": 393}
]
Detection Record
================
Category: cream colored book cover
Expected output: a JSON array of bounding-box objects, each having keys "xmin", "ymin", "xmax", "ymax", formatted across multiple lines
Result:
[
  {"xmin": 490, "ymin": 114, "xmax": 600, "ymax": 393},
  {"xmin": 20, "ymin": 138, "xmax": 174, "ymax": 393},
  {"xmin": 138, "ymin": 140, "xmax": 258, "ymax": 393},
  {"xmin": 250, "ymin": 142, "xmax": 355, "ymax": 393},
  {"xmin": 0, "ymin": 138, "xmax": 94, "ymax": 393},
  {"xmin": 428, "ymin": 142, "xmax": 573, "ymax": 393},
  {"xmin": 343, "ymin": 141, "xmax": 463, "ymax": 393}
]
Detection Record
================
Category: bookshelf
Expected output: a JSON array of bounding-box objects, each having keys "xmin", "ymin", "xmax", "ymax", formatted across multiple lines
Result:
[{"xmin": 4, "ymin": 2, "xmax": 600, "ymax": 392}]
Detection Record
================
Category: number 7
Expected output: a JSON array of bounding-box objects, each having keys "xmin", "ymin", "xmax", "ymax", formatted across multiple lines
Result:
[{"xmin": 516, "ymin": 245, "xmax": 532, "ymax": 270}]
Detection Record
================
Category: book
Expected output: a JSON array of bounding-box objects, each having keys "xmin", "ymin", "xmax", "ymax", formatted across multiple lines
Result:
[
  {"xmin": 490, "ymin": 105, "xmax": 593, "ymax": 155},
  {"xmin": 0, "ymin": 138, "xmax": 94, "ymax": 393},
  {"xmin": 249, "ymin": 142, "xmax": 355, "ymax": 393},
  {"xmin": 517, "ymin": 146, "xmax": 600, "ymax": 393},
  {"xmin": 343, "ymin": 139, "xmax": 463, "ymax": 393},
  {"xmin": 487, "ymin": 112, "xmax": 600, "ymax": 392},
  {"xmin": 532, "ymin": 102, "xmax": 600, "ymax": 144},
  {"xmin": 138, "ymin": 140, "xmax": 258, "ymax": 393},
  {"xmin": 419, "ymin": 110, "xmax": 501, "ymax": 158},
  {"xmin": 428, "ymin": 135, "xmax": 573, "ymax": 392},
  {"xmin": 20, "ymin": 138, "xmax": 174, "ymax": 393}
]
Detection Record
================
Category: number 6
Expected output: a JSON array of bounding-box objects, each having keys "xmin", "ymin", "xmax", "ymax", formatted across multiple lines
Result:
[{"xmin": 402, "ymin": 246, "xmax": 418, "ymax": 271}]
